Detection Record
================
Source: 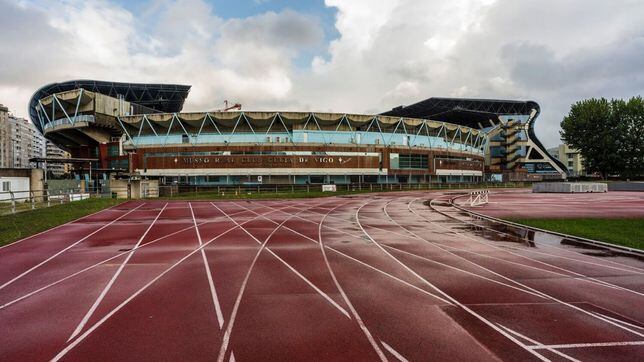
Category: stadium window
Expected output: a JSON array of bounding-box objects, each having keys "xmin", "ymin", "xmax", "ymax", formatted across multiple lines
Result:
[
  {"xmin": 396, "ymin": 154, "xmax": 428, "ymax": 169},
  {"xmin": 2, "ymin": 181, "xmax": 10, "ymax": 192},
  {"xmin": 108, "ymin": 145, "xmax": 119, "ymax": 157},
  {"xmin": 182, "ymin": 135, "xmax": 189, "ymax": 144}
]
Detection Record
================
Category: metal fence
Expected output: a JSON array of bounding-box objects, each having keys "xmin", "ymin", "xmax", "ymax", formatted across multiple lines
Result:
[
  {"xmin": 0, "ymin": 189, "xmax": 92, "ymax": 215},
  {"xmin": 158, "ymin": 182, "xmax": 530, "ymax": 198},
  {"xmin": 1, "ymin": 182, "xmax": 531, "ymax": 215}
]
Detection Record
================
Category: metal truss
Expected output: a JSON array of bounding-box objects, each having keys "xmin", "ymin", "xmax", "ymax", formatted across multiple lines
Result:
[
  {"xmin": 381, "ymin": 97, "xmax": 541, "ymax": 130},
  {"xmin": 117, "ymin": 111, "xmax": 485, "ymax": 155},
  {"xmin": 30, "ymin": 80, "xmax": 190, "ymax": 133}
]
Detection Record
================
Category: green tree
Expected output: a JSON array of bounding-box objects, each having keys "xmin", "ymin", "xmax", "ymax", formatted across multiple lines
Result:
[{"xmin": 560, "ymin": 96, "xmax": 644, "ymax": 178}]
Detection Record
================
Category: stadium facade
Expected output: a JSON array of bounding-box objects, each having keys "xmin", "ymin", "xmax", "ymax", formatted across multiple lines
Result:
[{"xmin": 29, "ymin": 80, "xmax": 566, "ymax": 186}]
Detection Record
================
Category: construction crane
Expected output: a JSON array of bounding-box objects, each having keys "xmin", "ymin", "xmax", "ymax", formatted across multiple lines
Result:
[{"xmin": 213, "ymin": 100, "xmax": 242, "ymax": 112}]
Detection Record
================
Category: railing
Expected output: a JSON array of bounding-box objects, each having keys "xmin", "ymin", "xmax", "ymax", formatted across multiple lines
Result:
[
  {"xmin": 0, "ymin": 182, "xmax": 532, "ymax": 214},
  {"xmin": 43, "ymin": 115, "xmax": 95, "ymax": 130},
  {"xmin": 0, "ymin": 189, "xmax": 90, "ymax": 215},
  {"xmin": 157, "ymin": 182, "xmax": 531, "ymax": 199}
]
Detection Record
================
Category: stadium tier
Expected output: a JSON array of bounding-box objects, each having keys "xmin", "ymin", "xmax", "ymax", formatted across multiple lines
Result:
[{"xmin": 30, "ymin": 80, "xmax": 565, "ymax": 186}]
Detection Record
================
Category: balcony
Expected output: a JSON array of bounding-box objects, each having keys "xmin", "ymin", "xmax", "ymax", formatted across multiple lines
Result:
[{"xmin": 43, "ymin": 115, "xmax": 96, "ymax": 130}]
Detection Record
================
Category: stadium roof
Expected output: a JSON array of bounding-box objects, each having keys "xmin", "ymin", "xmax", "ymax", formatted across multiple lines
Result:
[
  {"xmin": 381, "ymin": 97, "xmax": 540, "ymax": 129},
  {"xmin": 29, "ymin": 80, "xmax": 191, "ymax": 133}
]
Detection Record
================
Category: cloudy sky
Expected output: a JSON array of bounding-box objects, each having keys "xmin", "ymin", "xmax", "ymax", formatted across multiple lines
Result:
[{"xmin": 1, "ymin": 0, "xmax": 642, "ymax": 146}]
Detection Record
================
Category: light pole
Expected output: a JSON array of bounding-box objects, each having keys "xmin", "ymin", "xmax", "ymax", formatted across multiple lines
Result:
[{"xmin": 88, "ymin": 161, "xmax": 92, "ymax": 194}]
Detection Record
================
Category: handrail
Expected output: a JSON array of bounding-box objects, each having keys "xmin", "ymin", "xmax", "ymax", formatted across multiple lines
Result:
[
  {"xmin": 0, "ymin": 188, "xmax": 90, "ymax": 215},
  {"xmin": 43, "ymin": 115, "xmax": 95, "ymax": 130}
]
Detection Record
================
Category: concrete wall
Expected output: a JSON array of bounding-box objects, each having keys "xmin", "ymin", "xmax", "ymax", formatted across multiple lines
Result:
[
  {"xmin": 109, "ymin": 179, "xmax": 159, "ymax": 199},
  {"xmin": 608, "ymin": 182, "xmax": 644, "ymax": 192}
]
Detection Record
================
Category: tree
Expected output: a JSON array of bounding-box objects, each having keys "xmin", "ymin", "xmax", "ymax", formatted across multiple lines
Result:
[{"xmin": 560, "ymin": 96, "xmax": 644, "ymax": 178}]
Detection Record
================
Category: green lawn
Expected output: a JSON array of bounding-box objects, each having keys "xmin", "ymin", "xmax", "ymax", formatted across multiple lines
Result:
[
  {"xmin": 506, "ymin": 218, "xmax": 644, "ymax": 250},
  {"xmin": 0, "ymin": 198, "xmax": 123, "ymax": 247}
]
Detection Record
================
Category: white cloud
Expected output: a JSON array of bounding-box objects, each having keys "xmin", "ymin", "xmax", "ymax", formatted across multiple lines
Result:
[
  {"xmin": 1, "ymin": 0, "xmax": 643, "ymax": 146},
  {"xmin": 297, "ymin": 0, "xmax": 644, "ymax": 145}
]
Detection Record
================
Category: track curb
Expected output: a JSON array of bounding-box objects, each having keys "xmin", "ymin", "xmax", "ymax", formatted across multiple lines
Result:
[{"xmin": 449, "ymin": 192, "xmax": 644, "ymax": 258}]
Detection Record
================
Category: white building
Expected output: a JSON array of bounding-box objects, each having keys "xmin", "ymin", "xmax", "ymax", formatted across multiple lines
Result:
[
  {"xmin": 0, "ymin": 104, "xmax": 46, "ymax": 168},
  {"xmin": 46, "ymin": 140, "xmax": 71, "ymax": 176}
]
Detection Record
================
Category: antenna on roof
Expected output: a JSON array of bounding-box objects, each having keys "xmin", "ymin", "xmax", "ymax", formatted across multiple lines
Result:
[{"xmin": 213, "ymin": 100, "xmax": 242, "ymax": 112}]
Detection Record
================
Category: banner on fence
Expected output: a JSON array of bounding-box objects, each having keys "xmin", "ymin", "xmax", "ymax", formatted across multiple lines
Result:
[{"xmin": 322, "ymin": 184, "xmax": 337, "ymax": 192}]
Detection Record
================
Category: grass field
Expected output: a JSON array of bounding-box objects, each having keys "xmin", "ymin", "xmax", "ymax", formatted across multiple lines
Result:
[
  {"xmin": 0, "ymin": 198, "xmax": 123, "ymax": 247},
  {"xmin": 507, "ymin": 217, "xmax": 644, "ymax": 250}
]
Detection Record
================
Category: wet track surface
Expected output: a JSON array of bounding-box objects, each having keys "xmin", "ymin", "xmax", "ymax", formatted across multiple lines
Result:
[{"xmin": 0, "ymin": 191, "xmax": 643, "ymax": 361}]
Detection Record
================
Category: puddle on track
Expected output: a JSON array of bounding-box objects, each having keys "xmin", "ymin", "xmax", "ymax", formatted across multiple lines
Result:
[{"xmin": 419, "ymin": 198, "xmax": 644, "ymax": 262}]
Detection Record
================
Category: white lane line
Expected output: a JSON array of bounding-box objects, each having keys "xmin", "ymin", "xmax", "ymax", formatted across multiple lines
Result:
[
  {"xmin": 234, "ymin": 199, "xmax": 391, "ymax": 359},
  {"xmin": 237, "ymin": 201, "xmax": 453, "ymax": 305},
  {"xmin": 264, "ymin": 248, "xmax": 350, "ymax": 318},
  {"xmin": 498, "ymin": 323, "xmax": 580, "ymax": 361},
  {"xmin": 229, "ymin": 351, "xmax": 235, "ymax": 362},
  {"xmin": 212, "ymin": 199, "xmax": 348, "ymax": 362},
  {"xmin": 451, "ymin": 193, "xmax": 644, "ymax": 273},
  {"xmin": 590, "ymin": 311, "xmax": 644, "ymax": 331},
  {"xmin": 383, "ymin": 199, "xmax": 551, "ymax": 299},
  {"xmin": 51, "ymin": 204, "xmax": 285, "ymax": 361},
  {"xmin": 190, "ymin": 202, "xmax": 225, "ymax": 329},
  {"xmin": 317, "ymin": 200, "xmax": 387, "ymax": 361},
  {"xmin": 0, "ymin": 207, "xmax": 261, "ymax": 311},
  {"xmin": 325, "ymin": 246, "xmax": 452, "ymax": 305},
  {"xmin": 355, "ymin": 200, "xmax": 551, "ymax": 362},
  {"xmin": 414, "ymin": 197, "xmax": 644, "ymax": 338},
  {"xmin": 0, "ymin": 203, "xmax": 146, "ymax": 292},
  {"xmin": 288, "ymin": 201, "xmax": 547, "ymax": 300},
  {"xmin": 430, "ymin": 195, "xmax": 644, "ymax": 274},
  {"xmin": 530, "ymin": 340, "xmax": 644, "ymax": 350},
  {"xmin": 381, "ymin": 340, "xmax": 409, "ymax": 362},
  {"xmin": 231, "ymin": 201, "xmax": 452, "ymax": 305},
  {"xmin": 67, "ymin": 203, "xmax": 169, "ymax": 341},
  {"xmin": 382, "ymin": 244, "xmax": 547, "ymax": 299},
  {"xmin": 227, "ymin": 202, "xmax": 354, "ymax": 318},
  {"xmin": 0, "ymin": 202, "xmax": 130, "ymax": 251},
  {"xmin": 418, "ymin": 199, "xmax": 644, "ymax": 297}
]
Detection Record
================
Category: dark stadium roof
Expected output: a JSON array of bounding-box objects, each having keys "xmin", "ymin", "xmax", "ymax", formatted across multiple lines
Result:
[
  {"xmin": 29, "ymin": 80, "xmax": 191, "ymax": 133},
  {"xmin": 381, "ymin": 97, "xmax": 540, "ymax": 129}
]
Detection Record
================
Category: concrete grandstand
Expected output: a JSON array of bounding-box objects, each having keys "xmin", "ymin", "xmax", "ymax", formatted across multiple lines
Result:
[{"xmin": 29, "ymin": 80, "xmax": 565, "ymax": 186}]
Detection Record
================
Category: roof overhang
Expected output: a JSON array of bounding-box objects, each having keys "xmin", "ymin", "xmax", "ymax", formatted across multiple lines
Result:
[
  {"xmin": 381, "ymin": 97, "xmax": 540, "ymax": 129},
  {"xmin": 30, "ymin": 80, "xmax": 191, "ymax": 134}
]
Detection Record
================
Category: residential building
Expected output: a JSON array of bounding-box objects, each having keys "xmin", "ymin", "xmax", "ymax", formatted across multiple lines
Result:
[
  {"xmin": 548, "ymin": 144, "xmax": 586, "ymax": 177},
  {"xmin": 45, "ymin": 140, "xmax": 71, "ymax": 176},
  {"xmin": 0, "ymin": 104, "xmax": 46, "ymax": 168}
]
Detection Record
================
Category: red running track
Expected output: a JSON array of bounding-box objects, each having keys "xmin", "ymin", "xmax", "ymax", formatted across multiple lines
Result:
[
  {"xmin": 0, "ymin": 193, "xmax": 643, "ymax": 361},
  {"xmin": 462, "ymin": 190, "xmax": 644, "ymax": 219}
]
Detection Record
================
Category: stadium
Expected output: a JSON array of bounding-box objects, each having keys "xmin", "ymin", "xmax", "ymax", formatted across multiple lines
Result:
[{"xmin": 29, "ymin": 80, "xmax": 566, "ymax": 186}]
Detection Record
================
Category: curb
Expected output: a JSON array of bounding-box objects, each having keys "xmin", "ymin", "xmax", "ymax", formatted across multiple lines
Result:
[{"xmin": 449, "ymin": 192, "xmax": 644, "ymax": 258}]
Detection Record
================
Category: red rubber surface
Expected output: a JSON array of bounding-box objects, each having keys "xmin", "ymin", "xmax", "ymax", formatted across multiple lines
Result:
[
  {"xmin": 0, "ymin": 194, "xmax": 643, "ymax": 361},
  {"xmin": 465, "ymin": 190, "xmax": 644, "ymax": 219}
]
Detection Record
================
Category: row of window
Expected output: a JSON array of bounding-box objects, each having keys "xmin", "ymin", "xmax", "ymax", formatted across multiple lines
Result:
[
  {"xmin": 109, "ymin": 159, "xmax": 129, "ymax": 170},
  {"xmin": 390, "ymin": 153, "xmax": 429, "ymax": 170}
]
